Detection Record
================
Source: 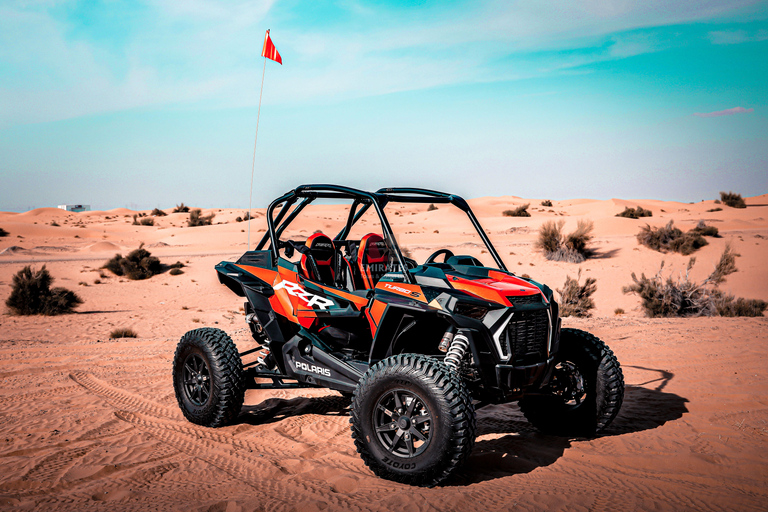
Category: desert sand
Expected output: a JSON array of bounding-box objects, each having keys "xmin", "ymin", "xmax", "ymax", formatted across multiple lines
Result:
[{"xmin": 1, "ymin": 194, "xmax": 767, "ymax": 511}]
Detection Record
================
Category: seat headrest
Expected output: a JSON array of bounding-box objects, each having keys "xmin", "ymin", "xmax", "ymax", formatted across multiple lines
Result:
[
  {"xmin": 305, "ymin": 232, "xmax": 335, "ymax": 264},
  {"xmin": 358, "ymin": 233, "xmax": 388, "ymax": 264}
]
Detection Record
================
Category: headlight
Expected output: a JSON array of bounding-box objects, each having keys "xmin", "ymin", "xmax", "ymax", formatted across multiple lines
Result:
[{"xmin": 454, "ymin": 302, "xmax": 488, "ymax": 319}]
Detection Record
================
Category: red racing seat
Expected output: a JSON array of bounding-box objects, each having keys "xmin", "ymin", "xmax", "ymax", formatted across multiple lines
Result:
[
  {"xmin": 357, "ymin": 233, "xmax": 389, "ymax": 289},
  {"xmin": 300, "ymin": 232, "xmax": 336, "ymax": 286}
]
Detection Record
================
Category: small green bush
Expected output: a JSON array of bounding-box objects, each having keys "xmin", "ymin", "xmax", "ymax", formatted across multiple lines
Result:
[
  {"xmin": 6, "ymin": 266, "xmax": 83, "ymax": 315},
  {"xmin": 616, "ymin": 206, "xmax": 653, "ymax": 219},
  {"xmin": 719, "ymin": 191, "xmax": 746, "ymax": 209},
  {"xmin": 503, "ymin": 204, "xmax": 531, "ymax": 217},
  {"xmin": 188, "ymin": 209, "xmax": 215, "ymax": 227},
  {"xmin": 557, "ymin": 270, "xmax": 597, "ymax": 317},
  {"xmin": 110, "ymin": 328, "xmax": 138, "ymax": 339},
  {"xmin": 151, "ymin": 208, "xmax": 167, "ymax": 216},
  {"xmin": 103, "ymin": 244, "xmax": 162, "ymax": 280},
  {"xmin": 541, "ymin": 200, "xmax": 553, "ymax": 207}
]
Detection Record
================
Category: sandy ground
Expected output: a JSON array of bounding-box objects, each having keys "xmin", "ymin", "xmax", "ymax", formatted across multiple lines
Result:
[{"xmin": 1, "ymin": 195, "xmax": 767, "ymax": 511}]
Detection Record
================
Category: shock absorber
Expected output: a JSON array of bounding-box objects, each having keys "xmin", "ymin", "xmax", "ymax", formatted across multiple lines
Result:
[{"xmin": 444, "ymin": 330, "xmax": 470, "ymax": 371}]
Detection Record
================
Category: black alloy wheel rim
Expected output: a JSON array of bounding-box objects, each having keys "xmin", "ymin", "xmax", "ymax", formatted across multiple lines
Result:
[
  {"xmin": 373, "ymin": 389, "xmax": 432, "ymax": 459},
  {"xmin": 551, "ymin": 360, "xmax": 587, "ymax": 406},
  {"xmin": 183, "ymin": 353, "xmax": 212, "ymax": 406}
]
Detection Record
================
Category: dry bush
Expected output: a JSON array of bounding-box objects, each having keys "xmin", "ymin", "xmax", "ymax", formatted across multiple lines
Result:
[
  {"xmin": 51, "ymin": 220, "xmax": 60, "ymax": 227},
  {"xmin": 6, "ymin": 265, "xmax": 83, "ymax": 315},
  {"xmin": 707, "ymin": 207, "xmax": 723, "ymax": 212},
  {"xmin": 636, "ymin": 221, "xmax": 708, "ymax": 255},
  {"xmin": 503, "ymin": 204, "xmax": 531, "ymax": 217},
  {"xmin": 719, "ymin": 191, "xmax": 746, "ymax": 208},
  {"xmin": 0, "ymin": 228, "xmax": 9, "ymax": 237},
  {"xmin": 537, "ymin": 220, "xmax": 594, "ymax": 263},
  {"xmin": 169, "ymin": 268, "xmax": 184, "ymax": 275},
  {"xmin": 110, "ymin": 328, "xmax": 138, "ymax": 339},
  {"xmin": 173, "ymin": 203, "xmax": 190, "ymax": 213},
  {"xmin": 151, "ymin": 208, "xmax": 167, "ymax": 216},
  {"xmin": 616, "ymin": 206, "xmax": 652, "ymax": 219},
  {"xmin": 690, "ymin": 220, "xmax": 719, "ymax": 238},
  {"xmin": 541, "ymin": 199, "xmax": 553, "ymax": 207},
  {"xmin": 614, "ymin": 308, "xmax": 625, "ymax": 315},
  {"xmin": 624, "ymin": 244, "xmax": 764, "ymax": 317},
  {"xmin": 133, "ymin": 215, "xmax": 155, "ymax": 226},
  {"xmin": 103, "ymin": 244, "xmax": 162, "ymax": 280},
  {"xmin": 557, "ymin": 270, "xmax": 597, "ymax": 317},
  {"xmin": 427, "ymin": 204, "xmax": 438, "ymax": 211},
  {"xmin": 188, "ymin": 209, "xmax": 215, "ymax": 227}
]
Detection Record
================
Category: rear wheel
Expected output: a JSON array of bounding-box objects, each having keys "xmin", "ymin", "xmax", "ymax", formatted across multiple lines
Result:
[
  {"xmin": 173, "ymin": 328, "xmax": 246, "ymax": 427},
  {"xmin": 350, "ymin": 354, "xmax": 475, "ymax": 487},
  {"xmin": 520, "ymin": 328, "xmax": 623, "ymax": 437}
]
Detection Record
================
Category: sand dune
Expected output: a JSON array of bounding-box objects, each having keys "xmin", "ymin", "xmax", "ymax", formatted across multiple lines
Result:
[{"xmin": 1, "ymin": 194, "xmax": 766, "ymax": 511}]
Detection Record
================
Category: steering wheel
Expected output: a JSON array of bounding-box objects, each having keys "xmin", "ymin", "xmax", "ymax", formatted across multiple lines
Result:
[{"xmin": 425, "ymin": 249, "xmax": 455, "ymax": 264}]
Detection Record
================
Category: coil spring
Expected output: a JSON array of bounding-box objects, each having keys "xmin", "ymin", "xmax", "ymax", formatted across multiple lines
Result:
[{"xmin": 444, "ymin": 334, "xmax": 469, "ymax": 371}]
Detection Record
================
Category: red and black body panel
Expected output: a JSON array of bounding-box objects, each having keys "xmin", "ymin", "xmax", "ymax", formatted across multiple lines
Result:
[{"xmin": 215, "ymin": 184, "xmax": 562, "ymax": 403}]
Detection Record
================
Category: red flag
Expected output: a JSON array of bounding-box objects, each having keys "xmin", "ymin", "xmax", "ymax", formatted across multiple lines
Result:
[{"xmin": 261, "ymin": 30, "xmax": 282, "ymax": 65}]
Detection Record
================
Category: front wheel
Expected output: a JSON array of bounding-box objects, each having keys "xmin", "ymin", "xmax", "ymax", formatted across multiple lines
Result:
[
  {"xmin": 520, "ymin": 328, "xmax": 624, "ymax": 437},
  {"xmin": 172, "ymin": 328, "xmax": 246, "ymax": 427},
  {"xmin": 350, "ymin": 354, "xmax": 476, "ymax": 487}
]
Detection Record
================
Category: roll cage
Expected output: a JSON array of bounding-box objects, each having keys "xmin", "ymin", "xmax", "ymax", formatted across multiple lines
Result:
[{"xmin": 255, "ymin": 184, "xmax": 508, "ymax": 284}]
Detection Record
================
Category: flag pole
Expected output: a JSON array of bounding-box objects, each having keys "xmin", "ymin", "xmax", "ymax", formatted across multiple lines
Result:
[{"xmin": 247, "ymin": 53, "xmax": 268, "ymax": 250}]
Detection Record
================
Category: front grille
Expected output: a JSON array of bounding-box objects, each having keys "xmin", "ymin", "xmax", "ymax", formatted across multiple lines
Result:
[
  {"xmin": 504, "ymin": 308, "xmax": 549, "ymax": 364},
  {"xmin": 508, "ymin": 294, "xmax": 541, "ymax": 305}
]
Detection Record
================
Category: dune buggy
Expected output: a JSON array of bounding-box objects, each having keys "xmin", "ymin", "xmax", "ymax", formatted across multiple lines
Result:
[{"xmin": 172, "ymin": 185, "xmax": 624, "ymax": 486}]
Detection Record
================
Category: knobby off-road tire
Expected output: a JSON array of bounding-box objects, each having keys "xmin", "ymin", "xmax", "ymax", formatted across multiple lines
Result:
[
  {"xmin": 520, "ymin": 328, "xmax": 624, "ymax": 437},
  {"xmin": 350, "ymin": 354, "xmax": 476, "ymax": 487},
  {"xmin": 173, "ymin": 328, "xmax": 246, "ymax": 427}
]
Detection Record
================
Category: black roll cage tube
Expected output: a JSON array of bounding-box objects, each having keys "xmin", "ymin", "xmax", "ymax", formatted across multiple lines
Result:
[{"xmin": 254, "ymin": 184, "xmax": 508, "ymax": 284}]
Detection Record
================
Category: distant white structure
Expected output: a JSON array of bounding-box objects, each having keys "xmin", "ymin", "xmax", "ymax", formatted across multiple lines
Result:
[{"xmin": 58, "ymin": 204, "xmax": 90, "ymax": 212}]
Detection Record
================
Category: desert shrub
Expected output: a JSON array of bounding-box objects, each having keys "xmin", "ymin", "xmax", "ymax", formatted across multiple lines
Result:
[
  {"xmin": 537, "ymin": 220, "xmax": 594, "ymax": 263},
  {"xmin": 616, "ymin": 206, "xmax": 652, "ymax": 219},
  {"xmin": 5, "ymin": 265, "xmax": 83, "ymax": 315},
  {"xmin": 102, "ymin": 244, "xmax": 162, "ymax": 280},
  {"xmin": 719, "ymin": 191, "xmax": 746, "ymax": 208},
  {"xmin": 173, "ymin": 203, "xmax": 190, "ymax": 213},
  {"xmin": 0, "ymin": 228, "xmax": 9, "ymax": 237},
  {"xmin": 712, "ymin": 293, "xmax": 768, "ymax": 317},
  {"xmin": 557, "ymin": 270, "xmax": 597, "ymax": 317},
  {"xmin": 51, "ymin": 221, "xmax": 60, "ymax": 227},
  {"xmin": 690, "ymin": 220, "xmax": 719, "ymax": 238},
  {"xmin": 503, "ymin": 204, "xmax": 531, "ymax": 217},
  {"xmin": 133, "ymin": 215, "xmax": 154, "ymax": 226},
  {"xmin": 624, "ymin": 245, "xmax": 763, "ymax": 317},
  {"xmin": 235, "ymin": 216, "xmax": 243, "ymax": 222},
  {"xmin": 636, "ymin": 221, "xmax": 708, "ymax": 255},
  {"xmin": 541, "ymin": 200, "xmax": 553, "ymax": 207},
  {"xmin": 151, "ymin": 208, "xmax": 167, "ymax": 216},
  {"xmin": 707, "ymin": 207, "xmax": 723, "ymax": 212},
  {"xmin": 427, "ymin": 204, "xmax": 438, "ymax": 211},
  {"xmin": 237, "ymin": 211, "xmax": 255, "ymax": 222},
  {"xmin": 614, "ymin": 308, "xmax": 625, "ymax": 315},
  {"xmin": 188, "ymin": 209, "xmax": 215, "ymax": 227},
  {"xmin": 169, "ymin": 268, "xmax": 184, "ymax": 275},
  {"xmin": 110, "ymin": 328, "xmax": 138, "ymax": 339},
  {"xmin": 170, "ymin": 261, "xmax": 185, "ymax": 269}
]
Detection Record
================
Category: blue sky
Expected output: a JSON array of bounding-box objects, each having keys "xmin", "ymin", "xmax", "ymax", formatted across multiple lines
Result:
[{"xmin": 1, "ymin": 0, "xmax": 767, "ymax": 211}]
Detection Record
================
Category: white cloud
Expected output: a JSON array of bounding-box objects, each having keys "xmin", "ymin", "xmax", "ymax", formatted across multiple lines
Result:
[
  {"xmin": 0, "ymin": 0, "xmax": 763, "ymax": 128},
  {"xmin": 694, "ymin": 106, "xmax": 755, "ymax": 117}
]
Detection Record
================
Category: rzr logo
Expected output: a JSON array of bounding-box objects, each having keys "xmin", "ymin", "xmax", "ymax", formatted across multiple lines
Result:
[{"xmin": 274, "ymin": 280, "xmax": 335, "ymax": 310}]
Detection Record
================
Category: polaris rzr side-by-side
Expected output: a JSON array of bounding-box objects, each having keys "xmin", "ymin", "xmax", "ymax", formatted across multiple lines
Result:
[{"xmin": 172, "ymin": 185, "xmax": 624, "ymax": 486}]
